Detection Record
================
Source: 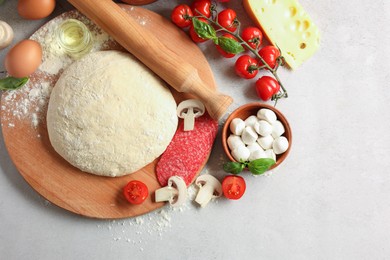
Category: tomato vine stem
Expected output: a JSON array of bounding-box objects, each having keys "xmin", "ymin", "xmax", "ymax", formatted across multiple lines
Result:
[{"xmin": 193, "ymin": 11, "xmax": 288, "ymax": 104}]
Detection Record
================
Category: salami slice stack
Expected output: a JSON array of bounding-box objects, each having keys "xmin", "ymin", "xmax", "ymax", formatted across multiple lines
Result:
[{"xmin": 156, "ymin": 113, "xmax": 218, "ymax": 186}]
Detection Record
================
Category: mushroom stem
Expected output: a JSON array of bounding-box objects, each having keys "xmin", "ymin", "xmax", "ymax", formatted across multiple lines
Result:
[
  {"xmin": 155, "ymin": 187, "xmax": 178, "ymax": 204},
  {"xmin": 195, "ymin": 184, "xmax": 216, "ymax": 207},
  {"xmin": 183, "ymin": 107, "xmax": 195, "ymax": 131}
]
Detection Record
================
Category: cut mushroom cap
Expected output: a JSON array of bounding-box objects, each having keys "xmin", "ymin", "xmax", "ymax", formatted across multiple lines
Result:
[
  {"xmin": 176, "ymin": 99, "xmax": 205, "ymax": 131},
  {"xmin": 155, "ymin": 176, "xmax": 187, "ymax": 207},
  {"xmin": 0, "ymin": 21, "xmax": 14, "ymax": 50},
  {"xmin": 194, "ymin": 174, "xmax": 222, "ymax": 207}
]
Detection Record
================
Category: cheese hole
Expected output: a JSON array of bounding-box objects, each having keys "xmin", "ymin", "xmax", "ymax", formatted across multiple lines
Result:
[
  {"xmin": 302, "ymin": 20, "xmax": 310, "ymax": 30},
  {"xmin": 300, "ymin": 43, "xmax": 307, "ymax": 49},
  {"xmin": 294, "ymin": 20, "xmax": 301, "ymax": 31},
  {"xmin": 289, "ymin": 6, "xmax": 297, "ymax": 17},
  {"xmin": 303, "ymin": 32, "xmax": 311, "ymax": 39},
  {"xmin": 272, "ymin": 0, "xmax": 277, "ymax": 4},
  {"xmin": 261, "ymin": 7, "xmax": 265, "ymax": 13}
]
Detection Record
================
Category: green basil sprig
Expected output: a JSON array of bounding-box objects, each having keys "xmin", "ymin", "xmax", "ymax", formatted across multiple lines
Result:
[
  {"xmin": 223, "ymin": 158, "xmax": 276, "ymax": 175},
  {"xmin": 0, "ymin": 77, "xmax": 29, "ymax": 91},
  {"xmin": 192, "ymin": 18, "xmax": 244, "ymax": 55}
]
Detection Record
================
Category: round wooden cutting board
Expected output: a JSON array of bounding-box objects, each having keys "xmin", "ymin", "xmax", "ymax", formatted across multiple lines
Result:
[{"xmin": 0, "ymin": 5, "xmax": 217, "ymax": 219}]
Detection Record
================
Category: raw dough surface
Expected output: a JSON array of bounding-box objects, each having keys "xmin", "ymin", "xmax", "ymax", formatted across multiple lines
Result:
[{"xmin": 47, "ymin": 50, "xmax": 178, "ymax": 177}]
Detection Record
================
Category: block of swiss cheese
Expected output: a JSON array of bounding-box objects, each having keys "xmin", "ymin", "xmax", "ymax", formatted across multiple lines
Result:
[{"xmin": 243, "ymin": 0, "xmax": 320, "ymax": 69}]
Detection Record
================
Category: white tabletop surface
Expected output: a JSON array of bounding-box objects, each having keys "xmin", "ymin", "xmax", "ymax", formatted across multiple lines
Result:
[{"xmin": 1, "ymin": 0, "xmax": 390, "ymax": 259}]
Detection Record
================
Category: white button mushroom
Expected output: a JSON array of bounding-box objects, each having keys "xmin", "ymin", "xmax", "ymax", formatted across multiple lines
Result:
[
  {"xmin": 257, "ymin": 135, "xmax": 274, "ymax": 150},
  {"xmin": 241, "ymin": 126, "xmax": 258, "ymax": 145},
  {"xmin": 272, "ymin": 120, "xmax": 285, "ymax": 138},
  {"xmin": 248, "ymin": 149, "xmax": 267, "ymax": 161},
  {"xmin": 244, "ymin": 115, "xmax": 258, "ymax": 127},
  {"xmin": 227, "ymin": 134, "xmax": 245, "ymax": 151},
  {"xmin": 176, "ymin": 99, "xmax": 205, "ymax": 131},
  {"xmin": 229, "ymin": 118, "xmax": 245, "ymax": 135},
  {"xmin": 257, "ymin": 108, "xmax": 277, "ymax": 124},
  {"xmin": 254, "ymin": 120, "xmax": 273, "ymax": 136},
  {"xmin": 155, "ymin": 176, "xmax": 187, "ymax": 207},
  {"xmin": 194, "ymin": 174, "xmax": 222, "ymax": 207},
  {"xmin": 0, "ymin": 21, "xmax": 14, "ymax": 50},
  {"xmin": 273, "ymin": 136, "xmax": 289, "ymax": 154},
  {"xmin": 231, "ymin": 146, "xmax": 250, "ymax": 161},
  {"xmin": 264, "ymin": 149, "xmax": 276, "ymax": 161}
]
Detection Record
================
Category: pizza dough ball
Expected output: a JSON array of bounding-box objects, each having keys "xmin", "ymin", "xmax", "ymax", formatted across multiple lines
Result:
[{"xmin": 47, "ymin": 50, "xmax": 178, "ymax": 177}]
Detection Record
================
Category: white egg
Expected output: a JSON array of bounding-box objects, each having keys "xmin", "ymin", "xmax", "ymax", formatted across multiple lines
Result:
[
  {"xmin": 231, "ymin": 146, "xmax": 250, "ymax": 161},
  {"xmin": 273, "ymin": 136, "xmax": 289, "ymax": 154},
  {"xmin": 257, "ymin": 135, "xmax": 274, "ymax": 150},
  {"xmin": 241, "ymin": 126, "xmax": 258, "ymax": 145},
  {"xmin": 257, "ymin": 108, "xmax": 277, "ymax": 124},
  {"xmin": 229, "ymin": 118, "xmax": 245, "ymax": 135}
]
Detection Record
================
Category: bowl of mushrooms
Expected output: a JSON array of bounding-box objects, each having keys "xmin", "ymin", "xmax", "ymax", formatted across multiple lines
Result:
[{"xmin": 222, "ymin": 103, "xmax": 292, "ymax": 170}]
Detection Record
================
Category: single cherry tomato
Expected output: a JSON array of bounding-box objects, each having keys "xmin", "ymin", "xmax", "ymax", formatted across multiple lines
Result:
[
  {"xmin": 171, "ymin": 4, "xmax": 193, "ymax": 28},
  {"xmin": 215, "ymin": 33, "xmax": 238, "ymax": 58},
  {"xmin": 255, "ymin": 76, "xmax": 280, "ymax": 101},
  {"xmin": 191, "ymin": 0, "xmax": 212, "ymax": 18},
  {"xmin": 241, "ymin": 27, "xmax": 263, "ymax": 50},
  {"xmin": 258, "ymin": 45, "xmax": 281, "ymax": 69},
  {"xmin": 217, "ymin": 9, "xmax": 238, "ymax": 32},
  {"xmin": 189, "ymin": 18, "xmax": 209, "ymax": 43},
  {"xmin": 234, "ymin": 55, "xmax": 259, "ymax": 79},
  {"xmin": 222, "ymin": 175, "xmax": 246, "ymax": 200},
  {"xmin": 123, "ymin": 180, "xmax": 149, "ymax": 205}
]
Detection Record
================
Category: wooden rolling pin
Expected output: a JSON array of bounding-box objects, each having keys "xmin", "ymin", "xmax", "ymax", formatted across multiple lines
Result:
[{"xmin": 67, "ymin": 0, "xmax": 233, "ymax": 120}]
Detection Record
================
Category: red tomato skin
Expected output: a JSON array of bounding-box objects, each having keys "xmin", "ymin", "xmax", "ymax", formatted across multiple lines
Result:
[
  {"xmin": 171, "ymin": 4, "xmax": 193, "ymax": 28},
  {"xmin": 241, "ymin": 27, "xmax": 263, "ymax": 50},
  {"xmin": 255, "ymin": 76, "xmax": 280, "ymax": 101},
  {"xmin": 234, "ymin": 55, "xmax": 259, "ymax": 79},
  {"xmin": 258, "ymin": 45, "xmax": 281, "ymax": 69},
  {"xmin": 222, "ymin": 175, "xmax": 246, "ymax": 200},
  {"xmin": 189, "ymin": 18, "xmax": 209, "ymax": 43},
  {"xmin": 123, "ymin": 180, "xmax": 149, "ymax": 205},
  {"xmin": 191, "ymin": 0, "xmax": 212, "ymax": 18},
  {"xmin": 216, "ymin": 34, "xmax": 237, "ymax": 58},
  {"xmin": 217, "ymin": 9, "xmax": 238, "ymax": 32}
]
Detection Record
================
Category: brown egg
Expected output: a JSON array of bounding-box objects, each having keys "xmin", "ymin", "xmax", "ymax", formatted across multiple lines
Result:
[
  {"xmin": 17, "ymin": 0, "xmax": 56, "ymax": 20},
  {"xmin": 4, "ymin": 39, "xmax": 42, "ymax": 78}
]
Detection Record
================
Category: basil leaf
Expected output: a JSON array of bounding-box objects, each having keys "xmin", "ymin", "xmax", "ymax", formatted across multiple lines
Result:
[
  {"xmin": 223, "ymin": 162, "xmax": 245, "ymax": 174},
  {"xmin": 0, "ymin": 77, "xmax": 29, "ymax": 91},
  {"xmin": 217, "ymin": 36, "xmax": 245, "ymax": 55},
  {"xmin": 192, "ymin": 18, "xmax": 216, "ymax": 40},
  {"xmin": 248, "ymin": 158, "xmax": 275, "ymax": 175}
]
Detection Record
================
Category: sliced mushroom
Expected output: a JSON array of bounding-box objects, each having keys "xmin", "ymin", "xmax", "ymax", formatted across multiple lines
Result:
[
  {"xmin": 194, "ymin": 174, "xmax": 222, "ymax": 208},
  {"xmin": 176, "ymin": 99, "xmax": 205, "ymax": 131},
  {"xmin": 0, "ymin": 21, "xmax": 14, "ymax": 50},
  {"xmin": 155, "ymin": 176, "xmax": 187, "ymax": 207}
]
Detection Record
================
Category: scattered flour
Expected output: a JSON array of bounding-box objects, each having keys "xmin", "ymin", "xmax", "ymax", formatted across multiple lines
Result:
[{"xmin": 1, "ymin": 10, "xmax": 116, "ymax": 134}]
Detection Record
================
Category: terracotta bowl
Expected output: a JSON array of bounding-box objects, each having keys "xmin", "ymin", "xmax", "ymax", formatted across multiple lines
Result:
[{"xmin": 222, "ymin": 103, "xmax": 292, "ymax": 170}]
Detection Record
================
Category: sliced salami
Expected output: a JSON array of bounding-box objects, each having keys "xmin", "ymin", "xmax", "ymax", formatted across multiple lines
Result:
[{"xmin": 156, "ymin": 113, "xmax": 218, "ymax": 186}]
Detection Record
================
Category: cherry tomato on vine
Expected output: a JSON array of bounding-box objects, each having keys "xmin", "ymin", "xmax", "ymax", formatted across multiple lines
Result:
[
  {"xmin": 191, "ymin": 0, "xmax": 212, "ymax": 18},
  {"xmin": 255, "ymin": 76, "xmax": 280, "ymax": 101},
  {"xmin": 217, "ymin": 8, "xmax": 238, "ymax": 32},
  {"xmin": 258, "ymin": 45, "xmax": 281, "ymax": 69},
  {"xmin": 189, "ymin": 18, "xmax": 209, "ymax": 43},
  {"xmin": 123, "ymin": 180, "xmax": 149, "ymax": 205},
  {"xmin": 222, "ymin": 175, "xmax": 246, "ymax": 200},
  {"xmin": 234, "ymin": 55, "xmax": 259, "ymax": 79},
  {"xmin": 171, "ymin": 4, "xmax": 193, "ymax": 28},
  {"xmin": 241, "ymin": 27, "xmax": 263, "ymax": 50},
  {"xmin": 216, "ymin": 33, "xmax": 237, "ymax": 58}
]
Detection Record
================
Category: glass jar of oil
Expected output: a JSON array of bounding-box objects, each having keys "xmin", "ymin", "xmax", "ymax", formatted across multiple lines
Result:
[{"xmin": 56, "ymin": 19, "xmax": 93, "ymax": 59}]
